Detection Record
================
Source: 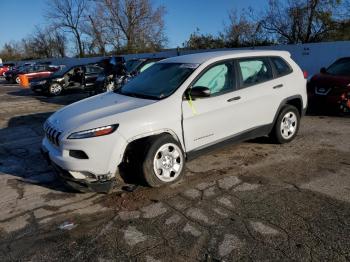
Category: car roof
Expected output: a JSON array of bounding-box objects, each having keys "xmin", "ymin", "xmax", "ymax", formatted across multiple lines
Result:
[{"xmin": 160, "ymin": 50, "xmax": 291, "ymax": 64}]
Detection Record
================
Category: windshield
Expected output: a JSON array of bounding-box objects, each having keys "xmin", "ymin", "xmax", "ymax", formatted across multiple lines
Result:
[
  {"xmin": 326, "ymin": 58, "xmax": 350, "ymax": 76},
  {"xmin": 125, "ymin": 59, "xmax": 144, "ymax": 73},
  {"xmin": 51, "ymin": 65, "xmax": 68, "ymax": 77},
  {"xmin": 116, "ymin": 63, "xmax": 198, "ymax": 100}
]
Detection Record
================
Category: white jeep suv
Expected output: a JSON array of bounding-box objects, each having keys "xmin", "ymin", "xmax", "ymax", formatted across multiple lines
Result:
[{"xmin": 41, "ymin": 50, "xmax": 307, "ymax": 192}]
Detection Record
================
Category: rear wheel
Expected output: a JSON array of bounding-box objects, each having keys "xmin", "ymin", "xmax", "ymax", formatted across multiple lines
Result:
[
  {"xmin": 48, "ymin": 83, "xmax": 63, "ymax": 96},
  {"xmin": 270, "ymin": 105, "xmax": 300, "ymax": 144},
  {"xmin": 142, "ymin": 135, "xmax": 185, "ymax": 187},
  {"xmin": 15, "ymin": 76, "xmax": 21, "ymax": 84}
]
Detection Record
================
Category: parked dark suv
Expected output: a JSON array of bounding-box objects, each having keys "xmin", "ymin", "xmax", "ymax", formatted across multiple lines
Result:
[
  {"xmin": 93, "ymin": 57, "xmax": 162, "ymax": 94},
  {"xmin": 30, "ymin": 64, "xmax": 104, "ymax": 96},
  {"xmin": 307, "ymin": 57, "xmax": 350, "ymax": 114}
]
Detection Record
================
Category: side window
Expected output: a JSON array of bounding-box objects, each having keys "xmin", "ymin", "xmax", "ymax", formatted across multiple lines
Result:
[
  {"xmin": 193, "ymin": 62, "xmax": 234, "ymax": 95},
  {"xmin": 86, "ymin": 66, "xmax": 103, "ymax": 74},
  {"xmin": 271, "ymin": 57, "xmax": 292, "ymax": 76},
  {"xmin": 238, "ymin": 58, "xmax": 273, "ymax": 86},
  {"xmin": 85, "ymin": 66, "xmax": 93, "ymax": 74}
]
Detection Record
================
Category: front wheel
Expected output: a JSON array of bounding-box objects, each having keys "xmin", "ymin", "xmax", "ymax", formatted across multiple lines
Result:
[
  {"xmin": 48, "ymin": 83, "xmax": 63, "ymax": 96},
  {"xmin": 142, "ymin": 135, "xmax": 185, "ymax": 187},
  {"xmin": 270, "ymin": 105, "xmax": 300, "ymax": 144}
]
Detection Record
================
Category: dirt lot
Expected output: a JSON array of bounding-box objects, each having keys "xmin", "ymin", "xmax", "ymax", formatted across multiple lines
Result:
[{"xmin": 0, "ymin": 81, "xmax": 349, "ymax": 261}]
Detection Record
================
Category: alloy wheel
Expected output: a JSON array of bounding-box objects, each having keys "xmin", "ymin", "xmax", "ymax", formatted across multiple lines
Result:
[{"xmin": 50, "ymin": 83, "xmax": 62, "ymax": 95}]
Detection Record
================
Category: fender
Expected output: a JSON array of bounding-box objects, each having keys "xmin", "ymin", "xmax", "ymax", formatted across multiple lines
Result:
[
  {"xmin": 126, "ymin": 129, "xmax": 184, "ymax": 150},
  {"xmin": 115, "ymin": 129, "xmax": 185, "ymax": 169}
]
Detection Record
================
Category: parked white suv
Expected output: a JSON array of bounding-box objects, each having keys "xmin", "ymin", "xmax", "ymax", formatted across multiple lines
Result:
[{"xmin": 41, "ymin": 50, "xmax": 307, "ymax": 192}]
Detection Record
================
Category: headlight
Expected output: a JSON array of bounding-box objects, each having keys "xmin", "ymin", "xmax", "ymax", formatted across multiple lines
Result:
[
  {"xmin": 55, "ymin": 77, "xmax": 65, "ymax": 82},
  {"xmin": 68, "ymin": 124, "xmax": 119, "ymax": 139}
]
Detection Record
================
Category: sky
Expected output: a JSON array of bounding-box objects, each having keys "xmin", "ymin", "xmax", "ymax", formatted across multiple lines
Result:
[{"xmin": 0, "ymin": 0, "xmax": 267, "ymax": 49}]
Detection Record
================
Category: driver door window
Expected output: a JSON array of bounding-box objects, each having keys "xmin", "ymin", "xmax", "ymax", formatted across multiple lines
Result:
[{"xmin": 193, "ymin": 62, "xmax": 235, "ymax": 95}]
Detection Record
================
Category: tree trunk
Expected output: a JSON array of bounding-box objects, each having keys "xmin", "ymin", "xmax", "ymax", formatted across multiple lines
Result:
[{"xmin": 74, "ymin": 29, "xmax": 84, "ymax": 58}]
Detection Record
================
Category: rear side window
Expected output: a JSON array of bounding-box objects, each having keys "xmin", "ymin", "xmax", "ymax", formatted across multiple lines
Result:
[
  {"xmin": 238, "ymin": 58, "xmax": 273, "ymax": 86},
  {"xmin": 271, "ymin": 57, "xmax": 292, "ymax": 76}
]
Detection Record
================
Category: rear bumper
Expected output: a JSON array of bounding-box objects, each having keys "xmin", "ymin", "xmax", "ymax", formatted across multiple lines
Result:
[{"xmin": 308, "ymin": 94, "xmax": 346, "ymax": 111}]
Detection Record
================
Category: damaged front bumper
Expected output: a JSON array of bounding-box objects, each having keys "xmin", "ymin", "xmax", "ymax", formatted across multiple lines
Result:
[{"xmin": 41, "ymin": 147, "xmax": 115, "ymax": 193}]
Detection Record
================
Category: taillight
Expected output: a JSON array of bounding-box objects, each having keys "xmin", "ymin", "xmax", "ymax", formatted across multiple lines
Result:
[{"xmin": 303, "ymin": 71, "xmax": 308, "ymax": 79}]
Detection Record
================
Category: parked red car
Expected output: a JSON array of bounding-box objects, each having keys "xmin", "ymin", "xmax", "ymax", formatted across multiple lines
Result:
[
  {"xmin": 307, "ymin": 57, "xmax": 350, "ymax": 114},
  {"xmin": 19, "ymin": 65, "xmax": 60, "ymax": 88},
  {"xmin": 0, "ymin": 63, "xmax": 15, "ymax": 77}
]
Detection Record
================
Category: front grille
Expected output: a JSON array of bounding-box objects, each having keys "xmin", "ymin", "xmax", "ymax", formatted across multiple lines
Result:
[{"xmin": 44, "ymin": 121, "xmax": 62, "ymax": 147}]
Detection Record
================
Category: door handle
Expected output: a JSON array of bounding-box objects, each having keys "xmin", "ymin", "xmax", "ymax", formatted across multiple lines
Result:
[
  {"xmin": 273, "ymin": 84, "xmax": 283, "ymax": 89},
  {"xmin": 227, "ymin": 96, "xmax": 241, "ymax": 102}
]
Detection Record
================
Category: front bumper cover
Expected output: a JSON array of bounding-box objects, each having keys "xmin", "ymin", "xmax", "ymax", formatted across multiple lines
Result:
[{"xmin": 41, "ymin": 147, "xmax": 115, "ymax": 193}]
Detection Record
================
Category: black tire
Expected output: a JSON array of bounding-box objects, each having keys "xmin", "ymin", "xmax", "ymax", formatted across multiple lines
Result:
[
  {"xmin": 270, "ymin": 105, "xmax": 300, "ymax": 144},
  {"xmin": 142, "ymin": 134, "xmax": 185, "ymax": 187}
]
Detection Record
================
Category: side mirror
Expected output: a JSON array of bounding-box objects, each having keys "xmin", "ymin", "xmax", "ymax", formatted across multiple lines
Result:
[
  {"xmin": 320, "ymin": 67, "xmax": 327, "ymax": 74},
  {"xmin": 186, "ymin": 86, "xmax": 211, "ymax": 99}
]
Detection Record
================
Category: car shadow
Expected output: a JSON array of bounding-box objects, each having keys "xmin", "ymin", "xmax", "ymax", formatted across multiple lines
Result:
[
  {"xmin": 0, "ymin": 111, "xmax": 145, "ymax": 193},
  {"xmin": 0, "ymin": 111, "xmax": 85, "ymax": 193}
]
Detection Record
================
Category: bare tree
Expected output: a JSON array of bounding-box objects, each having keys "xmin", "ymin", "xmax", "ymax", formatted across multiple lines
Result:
[
  {"xmin": 22, "ymin": 26, "xmax": 67, "ymax": 59},
  {"xmin": 224, "ymin": 8, "xmax": 271, "ymax": 47},
  {"xmin": 81, "ymin": 1, "xmax": 109, "ymax": 55},
  {"xmin": 260, "ymin": 0, "xmax": 341, "ymax": 44},
  {"xmin": 0, "ymin": 42, "xmax": 23, "ymax": 61},
  {"xmin": 45, "ymin": 0, "xmax": 89, "ymax": 57},
  {"xmin": 50, "ymin": 30, "xmax": 67, "ymax": 57},
  {"xmin": 101, "ymin": 0, "xmax": 167, "ymax": 53},
  {"xmin": 183, "ymin": 28, "xmax": 225, "ymax": 50}
]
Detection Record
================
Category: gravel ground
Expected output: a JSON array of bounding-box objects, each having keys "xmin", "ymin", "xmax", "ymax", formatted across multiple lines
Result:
[{"xmin": 0, "ymin": 81, "xmax": 349, "ymax": 261}]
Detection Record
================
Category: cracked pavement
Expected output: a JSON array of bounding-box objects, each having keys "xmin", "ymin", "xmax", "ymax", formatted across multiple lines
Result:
[{"xmin": 0, "ymin": 82, "xmax": 349, "ymax": 261}]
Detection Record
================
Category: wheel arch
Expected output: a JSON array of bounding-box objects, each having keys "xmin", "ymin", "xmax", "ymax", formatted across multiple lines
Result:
[
  {"xmin": 121, "ymin": 130, "xmax": 185, "ymax": 163},
  {"xmin": 271, "ymin": 95, "xmax": 303, "ymax": 131}
]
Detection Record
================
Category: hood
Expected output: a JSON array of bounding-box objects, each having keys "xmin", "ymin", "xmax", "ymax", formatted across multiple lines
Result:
[
  {"xmin": 47, "ymin": 92, "xmax": 156, "ymax": 134},
  {"xmin": 310, "ymin": 73, "xmax": 350, "ymax": 88}
]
